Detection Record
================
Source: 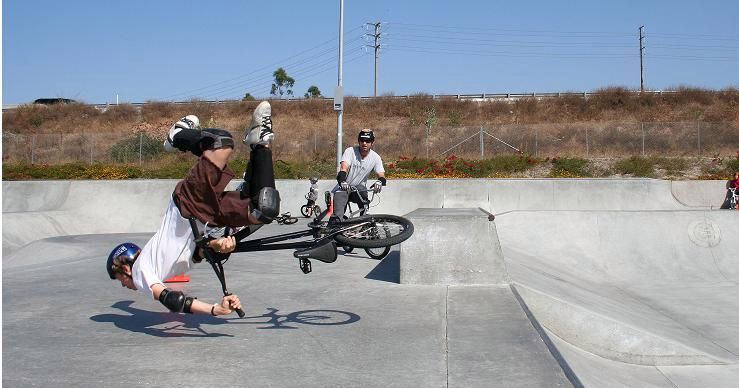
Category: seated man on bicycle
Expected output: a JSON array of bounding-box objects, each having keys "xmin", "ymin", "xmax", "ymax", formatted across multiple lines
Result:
[
  {"xmin": 721, "ymin": 171, "xmax": 739, "ymax": 209},
  {"xmin": 106, "ymin": 101, "xmax": 279, "ymax": 316},
  {"xmin": 329, "ymin": 129, "xmax": 386, "ymax": 225}
]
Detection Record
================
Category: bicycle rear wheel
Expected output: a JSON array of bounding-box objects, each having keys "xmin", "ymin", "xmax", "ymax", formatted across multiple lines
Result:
[
  {"xmin": 365, "ymin": 246, "xmax": 391, "ymax": 260},
  {"xmin": 334, "ymin": 214, "xmax": 414, "ymax": 249},
  {"xmin": 300, "ymin": 205, "xmax": 311, "ymax": 217}
]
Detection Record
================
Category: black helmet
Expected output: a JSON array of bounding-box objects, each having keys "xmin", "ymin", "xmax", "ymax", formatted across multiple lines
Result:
[
  {"xmin": 107, "ymin": 242, "xmax": 140, "ymax": 279},
  {"xmin": 310, "ymin": 176, "xmax": 319, "ymax": 183},
  {"xmin": 358, "ymin": 129, "xmax": 375, "ymax": 143}
]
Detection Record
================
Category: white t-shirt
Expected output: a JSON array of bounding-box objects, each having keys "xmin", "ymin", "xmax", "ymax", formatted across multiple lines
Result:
[
  {"xmin": 336, "ymin": 146, "xmax": 385, "ymax": 188},
  {"xmin": 132, "ymin": 199, "xmax": 197, "ymax": 297}
]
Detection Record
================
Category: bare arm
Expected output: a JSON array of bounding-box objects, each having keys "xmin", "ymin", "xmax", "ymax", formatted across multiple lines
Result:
[{"xmin": 151, "ymin": 283, "xmax": 242, "ymax": 316}]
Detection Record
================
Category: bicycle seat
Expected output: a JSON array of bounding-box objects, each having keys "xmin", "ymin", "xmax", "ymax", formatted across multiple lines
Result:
[{"xmin": 293, "ymin": 239, "xmax": 337, "ymax": 263}]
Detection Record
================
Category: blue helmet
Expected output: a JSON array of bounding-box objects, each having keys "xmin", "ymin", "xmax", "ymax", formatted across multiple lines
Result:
[{"xmin": 107, "ymin": 242, "xmax": 140, "ymax": 279}]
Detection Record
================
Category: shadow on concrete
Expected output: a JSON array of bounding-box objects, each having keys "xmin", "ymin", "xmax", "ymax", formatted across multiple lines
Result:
[
  {"xmin": 90, "ymin": 301, "xmax": 232, "ymax": 337},
  {"xmin": 91, "ymin": 301, "xmax": 361, "ymax": 336},
  {"xmin": 365, "ymin": 251, "xmax": 400, "ymax": 283}
]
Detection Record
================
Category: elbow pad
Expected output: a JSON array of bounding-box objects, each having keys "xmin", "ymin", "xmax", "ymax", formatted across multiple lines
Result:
[
  {"xmin": 337, "ymin": 170, "xmax": 347, "ymax": 184},
  {"xmin": 158, "ymin": 288, "xmax": 195, "ymax": 314}
]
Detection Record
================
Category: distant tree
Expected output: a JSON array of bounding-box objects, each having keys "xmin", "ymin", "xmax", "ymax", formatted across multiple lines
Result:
[
  {"xmin": 242, "ymin": 92, "xmax": 255, "ymax": 101},
  {"xmin": 270, "ymin": 67, "xmax": 295, "ymax": 99},
  {"xmin": 304, "ymin": 86, "xmax": 322, "ymax": 99}
]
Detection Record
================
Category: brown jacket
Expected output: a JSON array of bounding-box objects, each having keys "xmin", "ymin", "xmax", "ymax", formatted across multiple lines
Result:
[{"xmin": 173, "ymin": 156, "xmax": 252, "ymax": 227}]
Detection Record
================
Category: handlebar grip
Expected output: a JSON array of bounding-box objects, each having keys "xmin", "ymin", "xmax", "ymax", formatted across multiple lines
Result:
[{"xmin": 224, "ymin": 291, "xmax": 246, "ymax": 318}]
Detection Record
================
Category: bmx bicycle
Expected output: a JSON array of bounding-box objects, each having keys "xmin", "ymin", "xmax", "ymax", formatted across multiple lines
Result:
[
  {"xmin": 721, "ymin": 187, "xmax": 738, "ymax": 210},
  {"xmin": 300, "ymin": 193, "xmax": 322, "ymax": 218},
  {"xmin": 335, "ymin": 186, "xmax": 393, "ymax": 260},
  {"xmin": 189, "ymin": 203, "xmax": 414, "ymax": 318},
  {"xmin": 274, "ymin": 212, "xmax": 298, "ymax": 225}
]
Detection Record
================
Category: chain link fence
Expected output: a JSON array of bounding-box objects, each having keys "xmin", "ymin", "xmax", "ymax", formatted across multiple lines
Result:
[
  {"xmin": 2, "ymin": 122, "xmax": 737, "ymax": 165},
  {"xmin": 399, "ymin": 121, "xmax": 739, "ymax": 159}
]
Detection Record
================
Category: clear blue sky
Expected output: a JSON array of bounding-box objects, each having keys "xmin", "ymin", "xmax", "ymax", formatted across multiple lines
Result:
[{"xmin": 3, "ymin": 0, "xmax": 738, "ymax": 105}]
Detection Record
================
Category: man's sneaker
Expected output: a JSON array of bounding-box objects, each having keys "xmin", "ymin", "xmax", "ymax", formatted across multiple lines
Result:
[
  {"xmin": 164, "ymin": 115, "xmax": 200, "ymax": 152},
  {"xmin": 243, "ymin": 101, "xmax": 274, "ymax": 146}
]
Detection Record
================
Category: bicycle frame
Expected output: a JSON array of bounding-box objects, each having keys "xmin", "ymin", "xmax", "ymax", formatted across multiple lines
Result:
[{"xmin": 343, "ymin": 187, "xmax": 379, "ymax": 218}]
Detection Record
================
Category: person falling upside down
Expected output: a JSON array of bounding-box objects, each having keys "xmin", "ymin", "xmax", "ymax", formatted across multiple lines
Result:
[{"xmin": 106, "ymin": 101, "xmax": 279, "ymax": 316}]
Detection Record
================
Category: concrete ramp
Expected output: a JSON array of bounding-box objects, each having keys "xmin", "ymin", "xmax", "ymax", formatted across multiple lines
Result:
[
  {"xmin": 496, "ymin": 210, "xmax": 739, "ymax": 367},
  {"xmin": 400, "ymin": 208, "xmax": 508, "ymax": 285}
]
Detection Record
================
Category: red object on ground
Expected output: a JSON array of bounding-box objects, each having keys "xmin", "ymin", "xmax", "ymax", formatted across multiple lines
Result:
[{"xmin": 164, "ymin": 274, "xmax": 190, "ymax": 283}]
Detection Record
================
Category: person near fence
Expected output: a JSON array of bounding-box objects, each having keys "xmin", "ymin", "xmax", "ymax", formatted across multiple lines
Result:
[
  {"xmin": 106, "ymin": 101, "xmax": 279, "ymax": 316},
  {"xmin": 720, "ymin": 171, "xmax": 739, "ymax": 209},
  {"xmin": 329, "ymin": 129, "xmax": 386, "ymax": 225}
]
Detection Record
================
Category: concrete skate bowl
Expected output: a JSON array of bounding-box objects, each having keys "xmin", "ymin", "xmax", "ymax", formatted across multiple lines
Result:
[
  {"xmin": 3, "ymin": 178, "xmax": 736, "ymax": 386},
  {"xmin": 495, "ymin": 209, "xmax": 739, "ymax": 384}
]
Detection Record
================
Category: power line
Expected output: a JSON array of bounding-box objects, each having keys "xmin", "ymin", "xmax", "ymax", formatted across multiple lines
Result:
[{"xmin": 164, "ymin": 26, "xmax": 365, "ymax": 100}]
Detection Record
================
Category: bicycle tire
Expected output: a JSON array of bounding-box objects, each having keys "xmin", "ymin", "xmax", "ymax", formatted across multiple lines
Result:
[
  {"xmin": 300, "ymin": 205, "xmax": 311, "ymax": 218},
  {"xmin": 343, "ymin": 246, "xmax": 354, "ymax": 253},
  {"xmin": 333, "ymin": 214, "xmax": 414, "ymax": 249},
  {"xmin": 365, "ymin": 246, "xmax": 391, "ymax": 260}
]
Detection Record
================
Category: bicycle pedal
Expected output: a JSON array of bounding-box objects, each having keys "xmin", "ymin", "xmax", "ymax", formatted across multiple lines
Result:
[{"xmin": 299, "ymin": 258, "xmax": 312, "ymax": 274}]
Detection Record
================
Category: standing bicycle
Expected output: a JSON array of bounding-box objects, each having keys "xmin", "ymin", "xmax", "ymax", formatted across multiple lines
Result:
[
  {"xmin": 337, "ymin": 186, "xmax": 392, "ymax": 259},
  {"xmin": 300, "ymin": 177, "xmax": 321, "ymax": 218},
  {"xmin": 721, "ymin": 171, "xmax": 739, "ymax": 209}
]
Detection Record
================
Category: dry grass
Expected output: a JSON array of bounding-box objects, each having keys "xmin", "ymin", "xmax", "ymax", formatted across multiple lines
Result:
[{"xmin": 3, "ymin": 87, "xmax": 738, "ymax": 163}]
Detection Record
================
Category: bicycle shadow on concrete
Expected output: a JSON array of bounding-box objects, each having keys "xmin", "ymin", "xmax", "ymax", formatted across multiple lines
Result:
[
  {"xmin": 90, "ymin": 301, "xmax": 361, "ymax": 336},
  {"xmin": 221, "ymin": 307, "xmax": 361, "ymax": 330},
  {"xmin": 364, "ymin": 251, "xmax": 400, "ymax": 283}
]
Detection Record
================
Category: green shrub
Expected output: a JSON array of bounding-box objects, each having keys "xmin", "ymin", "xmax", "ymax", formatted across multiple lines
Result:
[
  {"xmin": 613, "ymin": 156, "xmax": 655, "ymax": 177},
  {"xmin": 726, "ymin": 154, "xmax": 739, "ymax": 173},
  {"xmin": 549, "ymin": 157, "xmax": 592, "ymax": 177},
  {"xmin": 110, "ymin": 133, "xmax": 163, "ymax": 163},
  {"xmin": 653, "ymin": 157, "xmax": 689, "ymax": 176},
  {"xmin": 480, "ymin": 155, "xmax": 537, "ymax": 174}
]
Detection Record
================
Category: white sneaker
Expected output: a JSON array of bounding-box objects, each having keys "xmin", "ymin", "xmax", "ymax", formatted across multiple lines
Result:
[
  {"xmin": 243, "ymin": 101, "xmax": 274, "ymax": 146},
  {"xmin": 164, "ymin": 115, "xmax": 200, "ymax": 152}
]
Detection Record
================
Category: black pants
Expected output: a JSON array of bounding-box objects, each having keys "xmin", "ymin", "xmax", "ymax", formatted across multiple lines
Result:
[{"xmin": 242, "ymin": 146, "xmax": 275, "ymax": 200}]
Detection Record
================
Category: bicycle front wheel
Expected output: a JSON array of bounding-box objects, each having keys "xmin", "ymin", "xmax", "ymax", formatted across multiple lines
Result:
[{"xmin": 334, "ymin": 214, "xmax": 414, "ymax": 249}]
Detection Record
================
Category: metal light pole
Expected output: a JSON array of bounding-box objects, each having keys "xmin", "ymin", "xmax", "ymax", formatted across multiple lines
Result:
[{"xmin": 334, "ymin": 0, "xmax": 345, "ymax": 170}]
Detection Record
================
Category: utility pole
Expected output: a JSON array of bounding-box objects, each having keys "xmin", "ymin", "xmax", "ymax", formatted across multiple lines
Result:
[
  {"xmin": 366, "ymin": 22, "xmax": 382, "ymax": 96},
  {"xmin": 335, "ymin": 0, "xmax": 345, "ymax": 169},
  {"xmin": 639, "ymin": 26, "xmax": 645, "ymax": 93}
]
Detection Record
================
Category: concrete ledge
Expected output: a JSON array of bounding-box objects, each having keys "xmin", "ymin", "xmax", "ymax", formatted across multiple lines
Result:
[{"xmin": 400, "ymin": 208, "xmax": 509, "ymax": 285}]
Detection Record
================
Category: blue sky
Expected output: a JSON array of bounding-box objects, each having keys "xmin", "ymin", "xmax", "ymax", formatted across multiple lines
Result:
[{"xmin": 3, "ymin": 0, "xmax": 738, "ymax": 105}]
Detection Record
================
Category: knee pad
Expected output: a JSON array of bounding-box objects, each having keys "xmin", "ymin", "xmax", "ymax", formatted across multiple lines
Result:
[
  {"xmin": 251, "ymin": 187, "xmax": 280, "ymax": 223},
  {"xmin": 200, "ymin": 128, "xmax": 235, "ymax": 150}
]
